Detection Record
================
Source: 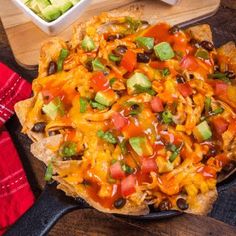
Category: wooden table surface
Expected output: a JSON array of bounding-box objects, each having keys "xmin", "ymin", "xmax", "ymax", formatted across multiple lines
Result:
[{"xmin": 1, "ymin": 2, "xmax": 236, "ymax": 236}]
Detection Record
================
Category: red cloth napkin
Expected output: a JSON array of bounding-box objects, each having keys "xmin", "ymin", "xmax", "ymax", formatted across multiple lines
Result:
[{"xmin": 0, "ymin": 62, "xmax": 35, "ymax": 235}]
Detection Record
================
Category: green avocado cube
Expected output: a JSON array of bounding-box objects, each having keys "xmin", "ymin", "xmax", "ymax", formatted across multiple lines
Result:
[
  {"xmin": 126, "ymin": 72, "xmax": 151, "ymax": 94},
  {"xmin": 41, "ymin": 5, "xmax": 61, "ymax": 21},
  {"xmin": 95, "ymin": 90, "xmax": 118, "ymax": 107},
  {"xmin": 50, "ymin": 0, "xmax": 73, "ymax": 13},
  {"xmin": 193, "ymin": 121, "xmax": 212, "ymax": 142},
  {"xmin": 129, "ymin": 136, "xmax": 153, "ymax": 156},
  {"xmin": 42, "ymin": 97, "xmax": 65, "ymax": 120},
  {"xmin": 154, "ymin": 42, "xmax": 175, "ymax": 61}
]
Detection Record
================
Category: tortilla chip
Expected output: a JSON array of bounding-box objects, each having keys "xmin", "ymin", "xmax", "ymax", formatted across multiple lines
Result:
[
  {"xmin": 186, "ymin": 189, "xmax": 217, "ymax": 215},
  {"xmin": 217, "ymin": 41, "xmax": 236, "ymax": 73},
  {"xmin": 31, "ymin": 134, "xmax": 63, "ymax": 164},
  {"xmin": 14, "ymin": 97, "xmax": 46, "ymax": 142},
  {"xmin": 186, "ymin": 24, "xmax": 213, "ymax": 43},
  {"xmin": 53, "ymin": 175, "xmax": 149, "ymax": 216}
]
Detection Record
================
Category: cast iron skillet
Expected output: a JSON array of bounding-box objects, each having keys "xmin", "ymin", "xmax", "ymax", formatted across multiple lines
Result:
[{"xmin": 4, "ymin": 182, "xmax": 181, "ymax": 236}]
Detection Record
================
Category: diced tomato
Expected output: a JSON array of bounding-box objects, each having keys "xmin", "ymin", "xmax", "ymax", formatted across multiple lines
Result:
[
  {"xmin": 121, "ymin": 50, "xmax": 137, "ymax": 72},
  {"xmin": 122, "ymin": 122, "xmax": 143, "ymax": 139},
  {"xmin": 111, "ymin": 112, "xmax": 128, "ymax": 130},
  {"xmin": 90, "ymin": 72, "xmax": 109, "ymax": 92},
  {"xmin": 141, "ymin": 158, "xmax": 157, "ymax": 174},
  {"xmin": 215, "ymin": 154, "xmax": 229, "ymax": 168},
  {"xmin": 177, "ymin": 83, "xmax": 193, "ymax": 97},
  {"xmin": 150, "ymin": 97, "xmax": 164, "ymax": 112},
  {"xmin": 110, "ymin": 162, "xmax": 126, "ymax": 179},
  {"xmin": 41, "ymin": 90, "xmax": 54, "ymax": 104},
  {"xmin": 214, "ymin": 81, "xmax": 228, "ymax": 96},
  {"xmin": 180, "ymin": 55, "xmax": 199, "ymax": 71},
  {"xmin": 228, "ymin": 119, "xmax": 236, "ymax": 133},
  {"xmin": 212, "ymin": 117, "xmax": 229, "ymax": 135},
  {"xmin": 121, "ymin": 174, "xmax": 136, "ymax": 196}
]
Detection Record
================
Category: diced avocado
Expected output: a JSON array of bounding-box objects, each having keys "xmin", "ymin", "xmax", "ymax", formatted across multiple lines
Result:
[
  {"xmin": 193, "ymin": 121, "xmax": 212, "ymax": 142},
  {"xmin": 135, "ymin": 37, "xmax": 154, "ymax": 50},
  {"xmin": 42, "ymin": 97, "xmax": 65, "ymax": 120},
  {"xmin": 126, "ymin": 72, "xmax": 151, "ymax": 94},
  {"xmin": 50, "ymin": 0, "xmax": 73, "ymax": 13},
  {"xmin": 94, "ymin": 90, "xmax": 118, "ymax": 107},
  {"xmin": 41, "ymin": 5, "xmax": 61, "ymax": 21},
  {"xmin": 129, "ymin": 136, "xmax": 153, "ymax": 156},
  {"xmin": 82, "ymin": 36, "xmax": 95, "ymax": 52},
  {"xmin": 28, "ymin": 0, "xmax": 50, "ymax": 13},
  {"xmin": 195, "ymin": 48, "xmax": 209, "ymax": 60},
  {"xmin": 92, "ymin": 58, "xmax": 106, "ymax": 72},
  {"xmin": 154, "ymin": 42, "xmax": 175, "ymax": 61}
]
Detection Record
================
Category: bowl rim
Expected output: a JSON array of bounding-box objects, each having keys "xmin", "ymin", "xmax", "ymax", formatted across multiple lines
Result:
[{"xmin": 14, "ymin": 0, "xmax": 89, "ymax": 26}]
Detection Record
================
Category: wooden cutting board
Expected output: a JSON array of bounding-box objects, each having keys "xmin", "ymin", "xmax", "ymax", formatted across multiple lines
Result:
[{"xmin": 0, "ymin": 0, "xmax": 220, "ymax": 69}]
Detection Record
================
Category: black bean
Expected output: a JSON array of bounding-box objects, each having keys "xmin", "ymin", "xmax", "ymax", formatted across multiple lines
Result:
[
  {"xmin": 48, "ymin": 130, "xmax": 60, "ymax": 136},
  {"xmin": 115, "ymin": 90, "xmax": 125, "ymax": 97},
  {"xmin": 114, "ymin": 197, "xmax": 126, "ymax": 209},
  {"xmin": 176, "ymin": 74, "xmax": 185, "ymax": 83},
  {"xmin": 144, "ymin": 49, "xmax": 154, "ymax": 55},
  {"xmin": 31, "ymin": 122, "xmax": 46, "ymax": 133},
  {"xmin": 200, "ymin": 40, "xmax": 214, "ymax": 51},
  {"xmin": 47, "ymin": 61, "xmax": 57, "ymax": 75},
  {"xmin": 225, "ymin": 71, "xmax": 235, "ymax": 80},
  {"xmin": 85, "ymin": 60, "xmax": 93, "ymax": 72},
  {"xmin": 82, "ymin": 179, "xmax": 91, "ymax": 186},
  {"xmin": 141, "ymin": 20, "xmax": 149, "ymax": 25},
  {"xmin": 176, "ymin": 198, "xmax": 189, "ymax": 210},
  {"xmin": 137, "ymin": 53, "xmax": 150, "ymax": 63},
  {"xmin": 115, "ymin": 45, "xmax": 128, "ymax": 56},
  {"xmin": 131, "ymin": 104, "xmax": 140, "ymax": 110},
  {"xmin": 169, "ymin": 25, "xmax": 180, "ymax": 34},
  {"xmin": 189, "ymin": 74, "xmax": 194, "ymax": 79},
  {"xmin": 107, "ymin": 34, "xmax": 124, "ymax": 42},
  {"xmin": 158, "ymin": 199, "xmax": 172, "ymax": 211},
  {"xmin": 189, "ymin": 39, "xmax": 200, "ymax": 48}
]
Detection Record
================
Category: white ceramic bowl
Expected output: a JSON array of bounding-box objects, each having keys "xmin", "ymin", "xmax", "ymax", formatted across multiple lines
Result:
[{"xmin": 11, "ymin": 0, "xmax": 92, "ymax": 35}]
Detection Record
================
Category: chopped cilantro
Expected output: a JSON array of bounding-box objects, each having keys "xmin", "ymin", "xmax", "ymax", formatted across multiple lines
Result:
[
  {"xmin": 161, "ymin": 68, "xmax": 170, "ymax": 77},
  {"xmin": 59, "ymin": 141, "xmax": 77, "ymax": 157},
  {"xmin": 90, "ymin": 101, "xmax": 107, "ymax": 110},
  {"xmin": 162, "ymin": 110, "xmax": 173, "ymax": 124},
  {"xmin": 79, "ymin": 97, "xmax": 87, "ymax": 113},
  {"xmin": 109, "ymin": 77, "xmax": 116, "ymax": 86}
]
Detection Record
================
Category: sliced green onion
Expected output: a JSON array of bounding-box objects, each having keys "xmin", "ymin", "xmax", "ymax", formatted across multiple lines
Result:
[
  {"xmin": 167, "ymin": 143, "xmax": 184, "ymax": 162},
  {"xmin": 59, "ymin": 141, "xmax": 77, "ymax": 157},
  {"xmin": 108, "ymin": 53, "xmax": 121, "ymax": 62},
  {"xmin": 209, "ymin": 107, "xmax": 224, "ymax": 116},
  {"xmin": 135, "ymin": 36, "xmax": 154, "ymax": 50},
  {"xmin": 82, "ymin": 36, "xmax": 95, "ymax": 52},
  {"xmin": 92, "ymin": 58, "xmax": 106, "ymax": 72},
  {"xmin": 204, "ymin": 97, "xmax": 212, "ymax": 114},
  {"xmin": 161, "ymin": 68, "xmax": 170, "ymax": 77},
  {"xmin": 97, "ymin": 130, "xmax": 117, "ymax": 144},
  {"xmin": 162, "ymin": 110, "xmax": 173, "ymax": 124},
  {"xmin": 193, "ymin": 121, "xmax": 212, "ymax": 142},
  {"xmin": 121, "ymin": 163, "xmax": 134, "ymax": 174},
  {"xmin": 154, "ymin": 42, "xmax": 175, "ymax": 61},
  {"xmin": 57, "ymin": 48, "xmax": 69, "ymax": 71},
  {"xmin": 79, "ymin": 97, "xmax": 87, "ymax": 113},
  {"xmin": 119, "ymin": 140, "xmax": 127, "ymax": 155},
  {"xmin": 44, "ymin": 163, "xmax": 53, "ymax": 181},
  {"xmin": 109, "ymin": 77, "xmax": 116, "ymax": 86}
]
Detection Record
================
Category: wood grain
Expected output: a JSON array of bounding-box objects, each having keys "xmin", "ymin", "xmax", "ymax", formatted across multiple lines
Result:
[{"xmin": 0, "ymin": 0, "xmax": 220, "ymax": 68}]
